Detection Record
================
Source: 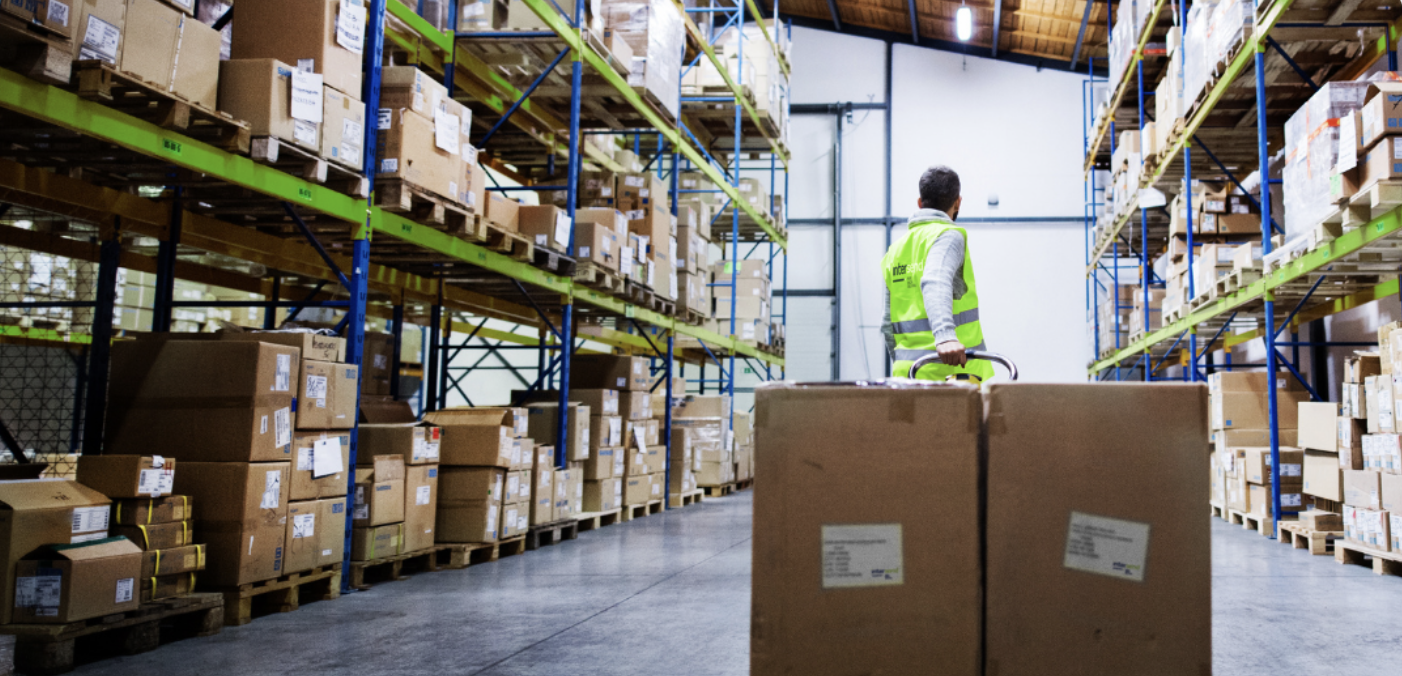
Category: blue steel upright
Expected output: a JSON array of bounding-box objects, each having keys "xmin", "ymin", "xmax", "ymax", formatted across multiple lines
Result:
[
  {"xmin": 556, "ymin": 0, "xmax": 586, "ymax": 470},
  {"xmin": 1255, "ymin": 43, "xmax": 1283, "ymax": 533}
]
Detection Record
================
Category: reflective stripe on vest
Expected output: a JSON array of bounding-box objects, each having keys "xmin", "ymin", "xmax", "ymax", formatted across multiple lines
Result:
[{"xmin": 891, "ymin": 308, "xmax": 981, "ymax": 335}]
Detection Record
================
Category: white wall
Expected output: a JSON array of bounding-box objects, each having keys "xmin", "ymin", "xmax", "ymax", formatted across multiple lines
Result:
[{"xmin": 786, "ymin": 26, "xmax": 1091, "ymax": 382}]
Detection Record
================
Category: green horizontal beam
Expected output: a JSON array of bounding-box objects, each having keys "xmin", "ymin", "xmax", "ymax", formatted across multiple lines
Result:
[
  {"xmin": 386, "ymin": 0, "xmax": 454, "ymax": 52},
  {"xmin": 0, "ymin": 325, "xmax": 92, "ymax": 345}
]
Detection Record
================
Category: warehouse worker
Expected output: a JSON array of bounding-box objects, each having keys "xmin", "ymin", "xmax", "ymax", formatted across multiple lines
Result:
[{"xmin": 880, "ymin": 165, "xmax": 994, "ymax": 382}]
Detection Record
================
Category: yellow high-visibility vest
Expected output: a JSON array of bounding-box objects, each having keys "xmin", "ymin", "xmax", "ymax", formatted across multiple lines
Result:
[{"xmin": 882, "ymin": 219, "xmax": 993, "ymax": 381}]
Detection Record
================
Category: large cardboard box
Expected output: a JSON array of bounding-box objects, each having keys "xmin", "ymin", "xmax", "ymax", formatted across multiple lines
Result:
[
  {"xmin": 111, "ymin": 520, "xmax": 191, "ymax": 550},
  {"xmin": 106, "ymin": 339, "xmax": 299, "ymax": 462},
  {"xmin": 112, "ymin": 495, "xmax": 191, "ymax": 525},
  {"xmin": 1212, "ymin": 390, "xmax": 1308, "ymax": 430},
  {"xmin": 482, "ymin": 192, "xmax": 520, "ymax": 232},
  {"xmin": 574, "ymin": 389, "xmax": 620, "ymax": 417},
  {"xmin": 139, "ymin": 543, "xmax": 204, "ymax": 579},
  {"xmin": 572, "ymin": 219, "xmax": 621, "ymax": 271},
  {"xmin": 229, "ymin": 0, "xmax": 363, "ymax": 96},
  {"xmin": 1303, "ymin": 449, "xmax": 1344, "ymax": 501},
  {"xmin": 358, "ymin": 423, "xmax": 441, "ymax": 465},
  {"xmin": 517, "ymin": 205, "xmax": 572, "ymax": 250},
  {"xmin": 1248, "ymin": 483, "xmax": 1305, "ymax": 517},
  {"xmin": 13, "ymin": 538, "xmax": 142, "ymax": 623},
  {"xmin": 436, "ymin": 467, "xmax": 503, "ymax": 543},
  {"xmin": 360, "ymin": 332, "xmax": 394, "ymax": 396},
  {"xmin": 0, "ymin": 481, "xmax": 114, "ymax": 623},
  {"xmin": 1240, "ymin": 448, "xmax": 1304, "ymax": 485},
  {"xmin": 285, "ymin": 497, "xmax": 346, "ymax": 573},
  {"xmin": 985, "ymin": 383, "xmax": 1210, "ymax": 676},
  {"xmin": 172, "ymin": 461, "xmax": 290, "ymax": 586},
  {"xmin": 569, "ymin": 355, "xmax": 650, "ymax": 391},
  {"xmin": 1344, "ymin": 469, "xmax": 1382, "ymax": 508},
  {"xmin": 216, "ymin": 59, "xmax": 319, "ymax": 150},
  {"xmin": 403, "ymin": 465, "xmax": 439, "ymax": 551},
  {"xmin": 377, "ymin": 107, "xmax": 465, "ymax": 205},
  {"xmin": 582, "ymin": 478, "xmax": 622, "ymax": 512},
  {"xmin": 352, "ymin": 523, "xmax": 402, "ymax": 561},
  {"xmin": 526, "ymin": 403, "xmax": 590, "ymax": 462},
  {"xmin": 290, "ymin": 431, "xmax": 349, "ymax": 500},
  {"xmin": 119, "ymin": 0, "xmax": 179, "ymax": 94},
  {"xmin": 590, "ymin": 416, "xmax": 622, "ymax": 449},
  {"xmin": 1298, "ymin": 402, "xmax": 1341, "ymax": 451},
  {"xmin": 222, "ymin": 331, "xmax": 345, "ymax": 362},
  {"xmin": 76, "ymin": 455, "xmax": 174, "ymax": 499},
  {"xmin": 353, "ymin": 456, "xmax": 405, "ymax": 527},
  {"xmin": 583, "ymin": 446, "xmax": 616, "ymax": 481},
  {"xmin": 72, "ymin": 0, "xmax": 127, "ymax": 64},
  {"xmin": 424, "ymin": 409, "xmax": 516, "ymax": 467},
  {"xmin": 321, "ymin": 85, "xmax": 366, "ymax": 170},
  {"xmin": 751, "ymin": 383, "xmax": 981, "ymax": 676},
  {"xmin": 297, "ymin": 360, "xmax": 359, "ymax": 429},
  {"xmin": 618, "ymin": 391, "xmax": 652, "ymax": 421}
]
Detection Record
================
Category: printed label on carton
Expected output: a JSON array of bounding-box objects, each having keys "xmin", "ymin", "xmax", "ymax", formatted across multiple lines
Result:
[
  {"xmin": 336, "ymin": 0, "xmax": 366, "ymax": 54},
  {"xmin": 71, "ymin": 506, "xmax": 109, "ymax": 535},
  {"xmin": 293, "ymin": 120, "xmax": 318, "ymax": 147},
  {"xmin": 137, "ymin": 468, "xmax": 173, "ymax": 496},
  {"xmin": 274, "ymin": 408, "xmax": 292, "ymax": 448},
  {"xmin": 16, "ymin": 575, "xmax": 61, "ymax": 616},
  {"xmin": 80, "ymin": 15, "xmax": 119, "ymax": 64},
  {"xmin": 261, "ymin": 470, "xmax": 282, "ymax": 509},
  {"xmin": 274, "ymin": 354, "xmax": 291, "ymax": 391},
  {"xmin": 297, "ymin": 446, "xmax": 314, "ymax": 471},
  {"xmin": 1063, "ymin": 511, "xmax": 1150, "ymax": 582},
  {"xmin": 47, "ymin": 0, "xmax": 68, "ymax": 26},
  {"xmin": 306, "ymin": 374, "xmax": 328, "ymax": 400},
  {"xmin": 434, "ymin": 108, "xmax": 460, "ymax": 154},
  {"xmin": 290, "ymin": 71, "xmax": 324, "ymax": 122},
  {"xmin": 821, "ymin": 524, "xmax": 903, "ymax": 589},
  {"xmin": 313, "ymin": 437, "xmax": 343, "ymax": 478},
  {"xmin": 354, "ymin": 486, "xmax": 368, "ymax": 519},
  {"xmin": 341, "ymin": 119, "xmax": 364, "ymax": 165},
  {"xmin": 554, "ymin": 213, "xmax": 572, "ymax": 248},
  {"xmin": 416, "ymin": 486, "xmax": 431, "ymax": 506},
  {"xmin": 293, "ymin": 513, "xmax": 315, "ymax": 539}
]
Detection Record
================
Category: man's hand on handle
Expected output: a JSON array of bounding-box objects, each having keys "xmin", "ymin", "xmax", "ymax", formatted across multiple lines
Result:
[{"xmin": 936, "ymin": 340, "xmax": 967, "ymax": 366}]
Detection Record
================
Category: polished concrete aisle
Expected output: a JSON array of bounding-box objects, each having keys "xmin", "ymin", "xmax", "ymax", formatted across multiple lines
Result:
[{"xmin": 78, "ymin": 493, "xmax": 1402, "ymax": 675}]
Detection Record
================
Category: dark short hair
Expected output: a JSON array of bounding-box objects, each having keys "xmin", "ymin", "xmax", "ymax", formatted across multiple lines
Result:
[{"xmin": 919, "ymin": 166, "xmax": 961, "ymax": 212}]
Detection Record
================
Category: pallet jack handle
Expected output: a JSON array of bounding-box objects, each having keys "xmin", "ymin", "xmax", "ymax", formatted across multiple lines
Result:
[{"xmin": 907, "ymin": 349, "xmax": 1019, "ymax": 381}]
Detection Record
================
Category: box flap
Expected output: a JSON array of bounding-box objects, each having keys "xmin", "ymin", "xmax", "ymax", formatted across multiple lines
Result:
[
  {"xmin": 425, "ymin": 408, "xmax": 511, "ymax": 427},
  {"xmin": 0, "ymin": 480, "xmax": 111, "ymax": 511},
  {"xmin": 360, "ymin": 398, "xmax": 418, "ymax": 424},
  {"xmin": 373, "ymin": 455, "xmax": 405, "ymax": 481},
  {"xmin": 39, "ymin": 536, "xmax": 144, "ymax": 561},
  {"xmin": 1366, "ymin": 79, "xmax": 1402, "ymax": 102}
]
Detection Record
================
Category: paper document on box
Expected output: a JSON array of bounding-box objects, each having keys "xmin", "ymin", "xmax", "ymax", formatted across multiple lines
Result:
[{"xmin": 313, "ymin": 437, "xmax": 343, "ymax": 479}]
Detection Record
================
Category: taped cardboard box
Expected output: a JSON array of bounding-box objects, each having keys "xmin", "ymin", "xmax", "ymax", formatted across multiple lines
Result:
[
  {"xmin": 376, "ymin": 107, "xmax": 465, "ymax": 205},
  {"xmin": 290, "ymin": 431, "xmax": 349, "ymax": 500},
  {"xmin": 436, "ymin": 467, "xmax": 504, "ymax": 542},
  {"xmin": 583, "ymin": 446, "xmax": 616, "ymax": 481},
  {"xmin": 297, "ymin": 360, "xmax": 359, "ymax": 430},
  {"xmin": 1344, "ymin": 469, "xmax": 1382, "ymax": 508},
  {"xmin": 423, "ymin": 409, "xmax": 517, "ymax": 467},
  {"xmin": 13, "ymin": 537, "xmax": 142, "ymax": 624},
  {"xmin": 1247, "ymin": 483, "xmax": 1305, "ymax": 517},
  {"xmin": 113, "ymin": 495, "xmax": 191, "ymax": 525},
  {"xmin": 142, "ymin": 571, "xmax": 195, "ymax": 602},
  {"xmin": 583, "ymin": 478, "xmax": 622, "ymax": 512},
  {"xmin": 403, "ymin": 465, "xmax": 439, "ymax": 551},
  {"xmin": 572, "ymin": 219, "xmax": 621, "ymax": 271},
  {"xmin": 529, "ymin": 448, "xmax": 553, "ymax": 526},
  {"xmin": 139, "ymin": 543, "xmax": 205, "ymax": 578},
  {"xmin": 361, "ymin": 331, "xmax": 394, "ymax": 396},
  {"xmin": 285, "ymin": 497, "xmax": 346, "ymax": 572},
  {"xmin": 106, "ymin": 339, "xmax": 299, "ymax": 462},
  {"xmin": 517, "ymin": 205, "xmax": 571, "ymax": 250},
  {"xmin": 574, "ymin": 389, "xmax": 619, "ymax": 417},
  {"xmin": 352, "ymin": 523, "xmax": 401, "ymax": 561},
  {"xmin": 570, "ymin": 355, "xmax": 650, "ymax": 391},
  {"xmin": 1303, "ymin": 449, "xmax": 1344, "ymax": 501},
  {"xmin": 353, "ymin": 455, "xmax": 405, "ymax": 527},
  {"xmin": 618, "ymin": 391, "xmax": 652, "ymax": 420},
  {"xmin": 216, "ymin": 59, "xmax": 321, "ymax": 153},
  {"xmin": 72, "ymin": 0, "xmax": 128, "ymax": 63},
  {"xmin": 112, "ymin": 520, "xmax": 191, "ymax": 550},
  {"xmin": 358, "ymin": 423, "xmax": 441, "ymax": 465},
  {"xmin": 0, "ymin": 481, "xmax": 114, "ymax": 623},
  {"xmin": 1297, "ymin": 401, "xmax": 1340, "ymax": 451},
  {"xmin": 1300, "ymin": 510, "xmax": 1343, "ymax": 531},
  {"xmin": 1239, "ymin": 448, "xmax": 1304, "ymax": 485},
  {"xmin": 228, "ymin": 0, "xmax": 364, "ymax": 96},
  {"xmin": 526, "ymin": 403, "xmax": 591, "ymax": 461},
  {"xmin": 77, "ymin": 455, "xmax": 175, "ymax": 498},
  {"xmin": 321, "ymin": 85, "xmax": 366, "ymax": 170}
]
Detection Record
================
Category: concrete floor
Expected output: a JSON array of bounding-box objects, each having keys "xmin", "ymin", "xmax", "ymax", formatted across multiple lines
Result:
[{"xmin": 74, "ymin": 493, "xmax": 1402, "ymax": 675}]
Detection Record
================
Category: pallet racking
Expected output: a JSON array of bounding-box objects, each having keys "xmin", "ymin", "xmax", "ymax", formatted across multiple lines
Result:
[
  {"xmin": 0, "ymin": 0, "xmax": 788, "ymax": 590},
  {"xmin": 1083, "ymin": 0, "xmax": 1402, "ymax": 525}
]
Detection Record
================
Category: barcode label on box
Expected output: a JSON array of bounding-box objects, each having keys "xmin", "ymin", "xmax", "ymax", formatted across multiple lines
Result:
[
  {"xmin": 274, "ymin": 408, "xmax": 292, "ymax": 448},
  {"xmin": 306, "ymin": 375, "xmax": 328, "ymax": 400},
  {"xmin": 821, "ymin": 524, "xmax": 903, "ymax": 589},
  {"xmin": 137, "ymin": 469, "xmax": 173, "ymax": 496},
  {"xmin": 416, "ymin": 486, "xmax": 431, "ymax": 506},
  {"xmin": 115, "ymin": 577, "xmax": 133, "ymax": 604},
  {"xmin": 16, "ymin": 575, "xmax": 61, "ymax": 615},
  {"xmin": 336, "ymin": 0, "xmax": 366, "ymax": 54},
  {"xmin": 293, "ymin": 513, "xmax": 316, "ymax": 539},
  {"xmin": 80, "ymin": 16, "xmax": 120, "ymax": 64},
  {"xmin": 274, "ymin": 354, "xmax": 291, "ymax": 392},
  {"xmin": 297, "ymin": 447, "xmax": 315, "ymax": 471},
  {"xmin": 71, "ymin": 506, "xmax": 109, "ymax": 535},
  {"xmin": 1063, "ymin": 511, "xmax": 1149, "ymax": 583},
  {"xmin": 261, "ymin": 470, "xmax": 282, "ymax": 509},
  {"xmin": 48, "ymin": 0, "xmax": 69, "ymax": 27}
]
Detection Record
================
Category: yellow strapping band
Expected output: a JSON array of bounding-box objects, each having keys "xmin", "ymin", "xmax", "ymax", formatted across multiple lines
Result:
[
  {"xmin": 152, "ymin": 549, "xmax": 162, "ymax": 575},
  {"xmin": 136, "ymin": 525, "xmax": 150, "ymax": 549}
]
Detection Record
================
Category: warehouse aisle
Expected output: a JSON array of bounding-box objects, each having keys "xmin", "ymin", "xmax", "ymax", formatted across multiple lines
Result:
[{"xmin": 77, "ymin": 494, "xmax": 755, "ymax": 676}]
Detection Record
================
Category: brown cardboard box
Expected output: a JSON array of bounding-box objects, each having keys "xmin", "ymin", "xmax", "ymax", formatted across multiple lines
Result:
[
  {"xmin": 353, "ymin": 455, "xmax": 405, "ymax": 527},
  {"xmin": 379, "ymin": 65, "xmax": 448, "ymax": 117},
  {"xmin": 525, "ymin": 403, "xmax": 590, "ymax": 461},
  {"xmin": 0, "ymin": 478, "xmax": 115, "ymax": 607},
  {"xmin": 503, "ymin": 470, "xmax": 523, "ymax": 504},
  {"xmin": 423, "ymin": 409, "xmax": 516, "ymax": 467},
  {"xmin": 436, "ymin": 467, "xmax": 504, "ymax": 543},
  {"xmin": 1212, "ymin": 389, "xmax": 1309, "ymax": 430},
  {"xmin": 297, "ymin": 360, "xmax": 359, "ymax": 429},
  {"xmin": 1339, "ymin": 418, "xmax": 1365, "ymax": 468},
  {"xmin": 120, "ymin": 0, "xmax": 180, "ymax": 95},
  {"xmin": 1359, "ymin": 80, "xmax": 1402, "ymax": 150},
  {"xmin": 499, "ymin": 503, "xmax": 519, "ymax": 538},
  {"xmin": 72, "ymin": 0, "xmax": 127, "ymax": 64},
  {"xmin": 141, "ymin": 572, "xmax": 195, "ymax": 602},
  {"xmin": 517, "ymin": 205, "xmax": 571, "ymax": 250},
  {"xmin": 360, "ymin": 332, "xmax": 394, "ymax": 396},
  {"xmin": 222, "ymin": 330, "xmax": 345, "ymax": 362},
  {"xmin": 622, "ymin": 474, "xmax": 651, "ymax": 506},
  {"xmin": 112, "ymin": 520, "xmax": 191, "ymax": 550},
  {"xmin": 359, "ymin": 397, "xmax": 417, "ymax": 424},
  {"xmin": 752, "ymin": 382, "xmax": 981, "ymax": 676},
  {"xmin": 139, "ymin": 543, "xmax": 205, "ymax": 578},
  {"xmin": 77, "ymin": 455, "xmax": 175, "ymax": 498},
  {"xmin": 358, "ymin": 423, "xmax": 441, "ymax": 465},
  {"xmin": 13, "ymin": 538, "xmax": 142, "ymax": 623},
  {"xmin": 589, "ymin": 416, "xmax": 622, "ymax": 449},
  {"xmin": 1304, "ymin": 450, "xmax": 1344, "ymax": 501},
  {"xmin": 1212, "ymin": 428, "xmax": 1299, "ymax": 448},
  {"xmin": 1248, "ymin": 483, "xmax": 1305, "ymax": 517},
  {"xmin": 1300, "ymin": 510, "xmax": 1343, "ymax": 531},
  {"xmin": 1360, "ymin": 136, "xmax": 1402, "ymax": 185},
  {"xmin": 985, "ymin": 383, "xmax": 1209, "ymax": 676},
  {"xmin": 1381, "ymin": 472, "xmax": 1402, "ymax": 513},
  {"xmin": 377, "ymin": 107, "xmax": 464, "ymax": 204},
  {"xmin": 170, "ymin": 14, "xmax": 220, "ymax": 109},
  {"xmin": 572, "ymin": 219, "xmax": 621, "ymax": 271},
  {"xmin": 106, "ymin": 339, "xmax": 299, "ymax": 462},
  {"xmin": 403, "ymin": 465, "xmax": 438, "ymax": 551},
  {"xmin": 1298, "ymin": 402, "xmax": 1340, "ymax": 451},
  {"xmin": 290, "ymin": 431, "xmax": 349, "ymax": 500},
  {"xmin": 483, "ymin": 192, "xmax": 520, "ymax": 232},
  {"xmin": 285, "ymin": 496, "xmax": 346, "ymax": 572},
  {"xmin": 229, "ymin": 0, "xmax": 363, "ymax": 96},
  {"xmin": 530, "ymin": 449, "xmax": 553, "ymax": 526},
  {"xmin": 1227, "ymin": 473, "xmax": 1250, "ymax": 512},
  {"xmin": 112, "ymin": 495, "xmax": 191, "ymax": 525},
  {"xmin": 1207, "ymin": 371, "xmax": 1304, "ymax": 393},
  {"xmin": 582, "ymin": 478, "xmax": 622, "ymax": 512},
  {"xmin": 352, "ymin": 523, "xmax": 402, "ymax": 561},
  {"xmin": 1348, "ymin": 353, "xmax": 1383, "ymax": 382},
  {"xmin": 1240, "ymin": 448, "xmax": 1304, "ymax": 485},
  {"xmin": 570, "ymin": 355, "xmax": 650, "ymax": 391},
  {"xmin": 1344, "ymin": 469, "xmax": 1382, "ymax": 508},
  {"xmin": 172, "ymin": 461, "xmax": 289, "ymax": 585},
  {"xmin": 583, "ymin": 447, "xmax": 616, "ymax": 481},
  {"xmin": 618, "ymin": 391, "xmax": 652, "ymax": 420},
  {"xmin": 321, "ymin": 85, "xmax": 366, "ymax": 170},
  {"xmin": 216, "ymin": 59, "xmax": 318, "ymax": 151},
  {"xmin": 516, "ymin": 469, "xmax": 532, "ymax": 505}
]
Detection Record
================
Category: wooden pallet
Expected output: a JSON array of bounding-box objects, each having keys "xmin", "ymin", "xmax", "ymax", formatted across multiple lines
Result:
[
  {"xmin": 574, "ymin": 262, "xmax": 626, "ymax": 293},
  {"xmin": 73, "ymin": 60, "xmax": 251, "ymax": 154},
  {"xmin": 0, "ymin": 12, "xmax": 71, "ymax": 86},
  {"xmin": 618, "ymin": 499, "xmax": 664, "ymax": 522},
  {"xmin": 575, "ymin": 509, "xmax": 622, "ymax": 533},
  {"xmin": 1277, "ymin": 521, "xmax": 1342, "ymax": 555},
  {"xmin": 1210, "ymin": 502, "xmax": 1227, "ymax": 519},
  {"xmin": 525, "ymin": 518, "xmax": 579, "ymax": 551},
  {"xmin": 735, "ymin": 478, "xmax": 754, "ymax": 492},
  {"xmin": 435, "ymin": 536, "xmax": 528, "ymax": 569},
  {"xmin": 623, "ymin": 280, "xmax": 655, "ymax": 307},
  {"xmin": 668, "ymin": 489, "xmax": 703, "ymax": 508},
  {"xmin": 532, "ymin": 246, "xmax": 577, "ymax": 276},
  {"xmin": 675, "ymin": 307, "xmax": 706, "ymax": 326},
  {"xmin": 376, "ymin": 178, "xmax": 473, "ymax": 235},
  {"xmin": 464, "ymin": 217, "xmax": 534, "ymax": 262},
  {"xmin": 248, "ymin": 136, "xmax": 369, "ymax": 198},
  {"xmin": 209, "ymin": 564, "xmax": 341, "ymax": 627},
  {"xmin": 1240, "ymin": 511, "xmax": 1276, "ymax": 537},
  {"xmin": 0, "ymin": 593, "xmax": 222, "ymax": 675},
  {"xmin": 701, "ymin": 483, "xmax": 736, "ymax": 498},
  {"xmin": 1342, "ymin": 180, "xmax": 1402, "ymax": 229},
  {"xmin": 1335, "ymin": 539, "xmax": 1402, "ymax": 576},
  {"xmin": 347, "ymin": 547, "xmax": 442, "ymax": 590},
  {"xmin": 1215, "ymin": 268, "xmax": 1261, "ymax": 298}
]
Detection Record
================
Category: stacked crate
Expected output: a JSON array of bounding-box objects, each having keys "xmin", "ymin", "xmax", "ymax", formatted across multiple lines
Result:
[
  {"xmin": 733, "ymin": 411, "xmax": 752, "ymax": 483},
  {"xmin": 712, "ymin": 259, "xmax": 770, "ymax": 345},
  {"xmin": 425, "ymin": 407, "xmax": 530, "ymax": 545},
  {"xmin": 526, "ymin": 402, "xmax": 590, "ymax": 520},
  {"xmin": 599, "ymin": 0, "xmax": 685, "ymax": 121},
  {"xmin": 675, "ymin": 394, "xmax": 732, "ymax": 489},
  {"xmin": 356, "ymin": 423, "xmax": 441, "ymax": 558},
  {"xmin": 570, "ymin": 355, "xmax": 665, "ymax": 507},
  {"xmin": 576, "ymin": 389, "xmax": 626, "ymax": 512},
  {"xmin": 1095, "ymin": 285, "xmax": 1134, "ymax": 353},
  {"xmin": 675, "ymin": 199, "xmax": 713, "ymax": 321}
]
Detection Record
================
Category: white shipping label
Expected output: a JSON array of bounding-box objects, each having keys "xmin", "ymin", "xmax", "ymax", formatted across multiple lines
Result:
[
  {"xmin": 1394, "ymin": 141, "xmax": 1402, "ymax": 161},
  {"xmin": 47, "ymin": 0, "xmax": 69, "ymax": 27},
  {"xmin": 624, "ymin": 175, "xmax": 644, "ymax": 188},
  {"xmin": 354, "ymin": 486, "xmax": 369, "ymax": 519},
  {"xmin": 293, "ymin": 120, "xmax": 318, "ymax": 147},
  {"xmin": 114, "ymin": 577, "xmax": 134, "ymax": 604},
  {"xmin": 416, "ymin": 485, "xmax": 431, "ymax": 506},
  {"xmin": 313, "ymin": 437, "xmax": 343, "ymax": 479},
  {"xmin": 336, "ymin": 0, "xmax": 367, "ymax": 55},
  {"xmin": 290, "ymin": 70, "xmax": 324, "ymax": 122},
  {"xmin": 81, "ymin": 16, "xmax": 120, "ymax": 64},
  {"xmin": 293, "ymin": 513, "xmax": 316, "ymax": 539},
  {"xmin": 341, "ymin": 119, "xmax": 364, "ymax": 165},
  {"xmin": 306, "ymin": 374, "xmax": 328, "ymax": 400},
  {"xmin": 1283, "ymin": 494, "xmax": 1303, "ymax": 508},
  {"xmin": 261, "ymin": 470, "xmax": 282, "ymax": 509},
  {"xmin": 374, "ymin": 354, "xmax": 389, "ymax": 369},
  {"xmin": 261, "ymin": 415, "xmax": 269, "ymax": 435},
  {"xmin": 821, "ymin": 524, "xmax": 904, "ymax": 589},
  {"xmin": 274, "ymin": 407, "xmax": 292, "ymax": 448},
  {"xmin": 1063, "ymin": 511, "xmax": 1150, "ymax": 582},
  {"xmin": 579, "ymin": 246, "xmax": 591, "ymax": 258},
  {"xmin": 137, "ymin": 469, "xmax": 173, "ymax": 496},
  {"xmin": 297, "ymin": 446, "xmax": 315, "ymax": 471},
  {"xmin": 554, "ymin": 213, "xmax": 572, "ymax": 248},
  {"xmin": 71, "ymin": 506, "xmax": 110, "ymax": 535},
  {"xmin": 16, "ymin": 576, "xmax": 61, "ymax": 615},
  {"xmin": 434, "ymin": 108, "xmax": 461, "ymax": 154},
  {"xmin": 1338, "ymin": 114, "xmax": 1359, "ymax": 172},
  {"xmin": 534, "ymin": 234, "xmax": 548, "ymax": 247},
  {"xmin": 377, "ymin": 108, "xmax": 393, "ymax": 130},
  {"xmin": 1280, "ymin": 463, "xmax": 1302, "ymax": 477},
  {"xmin": 274, "ymin": 354, "xmax": 292, "ymax": 391}
]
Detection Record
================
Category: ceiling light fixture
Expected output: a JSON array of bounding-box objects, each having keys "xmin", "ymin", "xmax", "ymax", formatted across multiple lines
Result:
[{"xmin": 956, "ymin": 2, "xmax": 973, "ymax": 41}]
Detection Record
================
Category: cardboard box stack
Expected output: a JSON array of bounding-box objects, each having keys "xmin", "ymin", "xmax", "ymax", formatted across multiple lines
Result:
[
  {"xmin": 63, "ymin": 0, "xmax": 222, "ymax": 107},
  {"xmin": 1283, "ymin": 81, "xmax": 1370, "ymax": 239},
  {"xmin": 357, "ymin": 423, "xmax": 440, "ymax": 556},
  {"xmin": 569, "ymin": 355, "xmax": 668, "ymax": 506},
  {"xmin": 752, "ymin": 382, "xmax": 1210, "ymax": 676},
  {"xmin": 711, "ymin": 259, "xmax": 770, "ymax": 345},
  {"xmin": 424, "ymin": 407, "xmax": 530, "ymax": 543},
  {"xmin": 374, "ymin": 67, "xmax": 480, "ymax": 212},
  {"xmin": 599, "ymin": 0, "xmax": 684, "ymax": 121},
  {"xmin": 0, "ymin": 249, "xmax": 94, "ymax": 332},
  {"xmin": 675, "ymin": 394, "xmax": 731, "ymax": 489},
  {"xmin": 75, "ymin": 456, "xmax": 208, "ymax": 602},
  {"xmin": 576, "ymin": 389, "xmax": 625, "ymax": 512},
  {"xmin": 526, "ymin": 403, "xmax": 590, "ymax": 520},
  {"xmin": 733, "ymin": 411, "xmax": 753, "ymax": 483},
  {"xmin": 217, "ymin": 58, "xmax": 367, "ymax": 173},
  {"xmin": 1095, "ymin": 285, "xmax": 1134, "ymax": 353}
]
